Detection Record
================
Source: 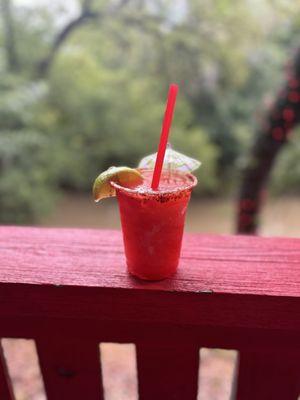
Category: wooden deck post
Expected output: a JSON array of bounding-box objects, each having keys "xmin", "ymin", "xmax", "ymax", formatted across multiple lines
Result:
[
  {"xmin": 137, "ymin": 343, "xmax": 199, "ymax": 399},
  {"xmin": 234, "ymin": 350, "xmax": 300, "ymax": 400},
  {"xmin": 36, "ymin": 336, "xmax": 104, "ymax": 400}
]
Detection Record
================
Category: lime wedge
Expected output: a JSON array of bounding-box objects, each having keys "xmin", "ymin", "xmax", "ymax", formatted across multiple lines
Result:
[{"xmin": 93, "ymin": 166, "xmax": 143, "ymax": 202}]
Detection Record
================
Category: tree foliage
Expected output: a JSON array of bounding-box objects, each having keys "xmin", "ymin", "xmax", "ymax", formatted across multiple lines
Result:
[{"xmin": 0, "ymin": 0, "xmax": 299, "ymax": 222}]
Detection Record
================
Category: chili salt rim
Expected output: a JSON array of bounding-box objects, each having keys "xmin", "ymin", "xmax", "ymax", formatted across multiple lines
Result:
[{"xmin": 110, "ymin": 169, "xmax": 197, "ymax": 197}]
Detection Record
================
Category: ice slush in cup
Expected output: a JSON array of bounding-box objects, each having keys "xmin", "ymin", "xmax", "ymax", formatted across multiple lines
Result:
[{"xmin": 111, "ymin": 169, "xmax": 197, "ymax": 280}]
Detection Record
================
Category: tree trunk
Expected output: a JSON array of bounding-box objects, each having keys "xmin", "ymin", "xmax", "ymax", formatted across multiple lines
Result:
[
  {"xmin": 1, "ymin": 0, "xmax": 19, "ymax": 71},
  {"xmin": 237, "ymin": 47, "xmax": 300, "ymax": 234}
]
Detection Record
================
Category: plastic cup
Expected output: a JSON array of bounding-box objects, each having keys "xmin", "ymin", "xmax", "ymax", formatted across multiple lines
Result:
[{"xmin": 111, "ymin": 169, "xmax": 197, "ymax": 280}]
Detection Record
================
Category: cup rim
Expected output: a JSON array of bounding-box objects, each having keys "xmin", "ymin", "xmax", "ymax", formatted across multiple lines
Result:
[{"xmin": 110, "ymin": 168, "xmax": 198, "ymax": 197}]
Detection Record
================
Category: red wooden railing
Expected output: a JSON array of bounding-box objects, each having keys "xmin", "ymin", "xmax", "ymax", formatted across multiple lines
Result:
[{"xmin": 0, "ymin": 226, "xmax": 299, "ymax": 399}]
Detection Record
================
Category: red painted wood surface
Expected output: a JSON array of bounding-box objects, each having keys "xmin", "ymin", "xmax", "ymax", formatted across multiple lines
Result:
[
  {"xmin": 0, "ymin": 226, "xmax": 300, "ymax": 400},
  {"xmin": 136, "ymin": 343, "xmax": 199, "ymax": 400},
  {"xmin": 0, "ymin": 343, "xmax": 15, "ymax": 400},
  {"xmin": 235, "ymin": 350, "xmax": 300, "ymax": 400},
  {"xmin": 1, "ymin": 226, "xmax": 299, "ymax": 297},
  {"xmin": 36, "ymin": 337, "xmax": 103, "ymax": 400},
  {"xmin": 0, "ymin": 226, "xmax": 299, "ymax": 337}
]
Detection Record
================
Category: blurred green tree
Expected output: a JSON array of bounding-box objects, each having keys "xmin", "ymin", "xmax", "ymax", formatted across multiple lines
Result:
[{"xmin": 0, "ymin": 0, "xmax": 299, "ymax": 223}]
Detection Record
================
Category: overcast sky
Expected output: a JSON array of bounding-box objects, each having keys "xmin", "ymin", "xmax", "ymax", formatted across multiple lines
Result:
[{"xmin": 13, "ymin": 0, "xmax": 188, "ymax": 23}]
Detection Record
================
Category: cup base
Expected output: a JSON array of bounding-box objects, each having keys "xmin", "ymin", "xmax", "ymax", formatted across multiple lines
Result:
[{"xmin": 127, "ymin": 266, "xmax": 177, "ymax": 281}]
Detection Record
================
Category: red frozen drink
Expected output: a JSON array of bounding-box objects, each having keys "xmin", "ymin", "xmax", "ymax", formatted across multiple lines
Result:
[
  {"xmin": 93, "ymin": 85, "xmax": 200, "ymax": 279},
  {"xmin": 111, "ymin": 169, "xmax": 197, "ymax": 280}
]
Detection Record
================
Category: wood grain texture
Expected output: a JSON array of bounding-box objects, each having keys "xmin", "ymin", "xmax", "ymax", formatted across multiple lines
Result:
[
  {"xmin": 0, "ymin": 226, "xmax": 299, "ymax": 342},
  {"xmin": 1, "ymin": 318, "xmax": 300, "ymax": 352},
  {"xmin": 136, "ymin": 344, "xmax": 199, "ymax": 400},
  {"xmin": 1, "ymin": 226, "xmax": 300, "ymax": 399},
  {"xmin": 0, "ymin": 226, "xmax": 299, "ymax": 296},
  {"xmin": 235, "ymin": 350, "xmax": 300, "ymax": 400},
  {"xmin": 36, "ymin": 337, "xmax": 103, "ymax": 400},
  {"xmin": 0, "ymin": 342, "xmax": 15, "ymax": 400}
]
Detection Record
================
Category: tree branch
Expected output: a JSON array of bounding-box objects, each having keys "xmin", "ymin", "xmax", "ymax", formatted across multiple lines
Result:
[
  {"xmin": 36, "ymin": 0, "xmax": 132, "ymax": 78},
  {"xmin": 36, "ymin": 8, "xmax": 99, "ymax": 77},
  {"xmin": 237, "ymin": 48, "xmax": 300, "ymax": 234}
]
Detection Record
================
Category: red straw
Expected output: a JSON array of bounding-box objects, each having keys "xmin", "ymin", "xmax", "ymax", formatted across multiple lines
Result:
[{"xmin": 151, "ymin": 83, "xmax": 178, "ymax": 190}]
